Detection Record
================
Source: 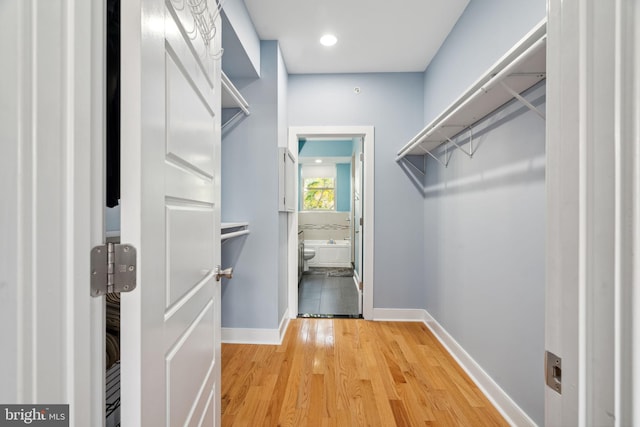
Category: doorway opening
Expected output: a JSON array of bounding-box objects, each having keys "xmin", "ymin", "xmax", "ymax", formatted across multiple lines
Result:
[
  {"xmin": 287, "ymin": 126, "xmax": 375, "ymax": 321},
  {"xmin": 105, "ymin": 0, "xmax": 122, "ymax": 425},
  {"xmin": 297, "ymin": 137, "xmax": 362, "ymax": 317}
]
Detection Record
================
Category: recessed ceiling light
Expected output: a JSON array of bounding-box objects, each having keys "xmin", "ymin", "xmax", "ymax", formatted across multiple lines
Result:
[
  {"xmin": 315, "ymin": 159, "xmax": 323, "ymax": 163},
  {"xmin": 320, "ymin": 34, "xmax": 337, "ymax": 47}
]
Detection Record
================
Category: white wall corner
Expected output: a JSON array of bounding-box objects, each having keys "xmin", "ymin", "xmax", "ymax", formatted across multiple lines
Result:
[
  {"xmin": 278, "ymin": 309, "xmax": 290, "ymax": 344},
  {"xmin": 422, "ymin": 309, "xmax": 538, "ymax": 427}
]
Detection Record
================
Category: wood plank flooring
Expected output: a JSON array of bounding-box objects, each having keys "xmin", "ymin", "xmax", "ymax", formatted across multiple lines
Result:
[{"xmin": 221, "ymin": 319, "xmax": 508, "ymax": 426}]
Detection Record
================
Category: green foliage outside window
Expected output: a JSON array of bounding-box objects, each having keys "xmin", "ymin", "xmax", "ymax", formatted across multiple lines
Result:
[{"xmin": 303, "ymin": 177, "xmax": 335, "ymax": 210}]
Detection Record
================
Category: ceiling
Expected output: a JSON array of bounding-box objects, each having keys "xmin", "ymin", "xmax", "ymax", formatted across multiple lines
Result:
[{"xmin": 242, "ymin": 0, "xmax": 470, "ymax": 74}]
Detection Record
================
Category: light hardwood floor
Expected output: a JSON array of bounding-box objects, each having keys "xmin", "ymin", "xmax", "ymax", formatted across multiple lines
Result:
[{"xmin": 221, "ymin": 319, "xmax": 508, "ymax": 426}]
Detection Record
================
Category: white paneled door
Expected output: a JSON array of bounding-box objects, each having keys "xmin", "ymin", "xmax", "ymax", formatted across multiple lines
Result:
[{"xmin": 120, "ymin": 1, "xmax": 222, "ymax": 426}]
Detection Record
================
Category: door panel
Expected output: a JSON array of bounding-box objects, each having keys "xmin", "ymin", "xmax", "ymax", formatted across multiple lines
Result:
[
  {"xmin": 166, "ymin": 205, "xmax": 214, "ymax": 308},
  {"xmin": 166, "ymin": 302, "xmax": 215, "ymax": 426},
  {"xmin": 121, "ymin": 0, "xmax": 221, "ymax": 425},
  {"xmin": 166, "ymin": 52, "xmax": 216, "ymax": 176}
]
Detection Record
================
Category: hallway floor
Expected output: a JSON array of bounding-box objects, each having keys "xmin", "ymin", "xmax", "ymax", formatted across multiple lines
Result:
[
  {"xmin": 221, "ymin": 319, "xmax": 508, "ymax": 426},
  {"xmin": 298, "ymin": 269, "xmax": 359, "ymax": 317}
]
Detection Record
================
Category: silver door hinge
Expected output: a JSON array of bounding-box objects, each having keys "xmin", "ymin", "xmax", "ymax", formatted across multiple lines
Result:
[
  {"xmin": 359, "ymin": 152, "xmax": 364, "ymax": 161},
  {"xmin": 90, "ymin": 243, "xmax": 137, "ymax": 296}
]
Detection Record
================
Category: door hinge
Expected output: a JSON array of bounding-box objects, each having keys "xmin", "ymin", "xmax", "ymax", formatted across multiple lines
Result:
[
  {"xmin": 359, "ymin": 217, "xmax": 363, "ymax": 226},
  {"xmin": 545, "ymin": 350, "xmax": 562, "ymax": 394},
  {"xmin": 90, "ymin": 243, "xmax": 137, "ymax": 296},
  {"xmin": 359, "ymin": 152, "xmax": 364, "ymax": 162}
]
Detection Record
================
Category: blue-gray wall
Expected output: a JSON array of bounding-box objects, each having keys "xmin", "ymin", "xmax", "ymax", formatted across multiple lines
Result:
[
  {"xmin": 420, "ymin": 0, "xmax": 546, "ymax": 423},
  {"xmin": 289, "ymin": 73, "xmax": 426, "ymax": 310},
  {"xmin": 221, "ymin": 41, "xmax": 286, "ymax": 330},
  {"xmin": 221, "ymin": 0, "xmax": 260, "ymax": 78}
]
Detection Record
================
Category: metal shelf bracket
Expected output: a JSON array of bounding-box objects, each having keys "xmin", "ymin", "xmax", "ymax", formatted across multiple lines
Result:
[
  {"xmin": 419, "ymin": 143, "xmax": 450, "ymax": 168},
  {"xmin": 438, "ymin": 128, "xmax": 474, "ymax": 158},
  {"xmin": 499, "ymin": 80, "xmax": 546, "ymax": 120}
]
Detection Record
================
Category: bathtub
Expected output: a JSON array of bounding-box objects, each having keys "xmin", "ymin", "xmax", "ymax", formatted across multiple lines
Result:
[{"xmin": 304, "ymin": 240, "xmax": 351, "ymax": 268}]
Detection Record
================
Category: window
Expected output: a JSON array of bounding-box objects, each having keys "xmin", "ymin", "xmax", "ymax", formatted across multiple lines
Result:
[
  {"xmin": 303, "ymin": 177, "xmax": 335, "ymax": 210},
  {"xmin": 301, "ymin": 164, "xmax": 336, "ymax": 210}
]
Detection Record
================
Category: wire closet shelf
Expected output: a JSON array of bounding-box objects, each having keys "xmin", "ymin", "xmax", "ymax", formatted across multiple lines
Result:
[{"xmin": 396, "ymin": 19, "xmax": 547, "ymax": 167}]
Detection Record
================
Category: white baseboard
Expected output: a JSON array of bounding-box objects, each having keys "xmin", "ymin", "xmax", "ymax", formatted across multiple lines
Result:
[
  {"xmin": 372, "ymin": 308, "xmax": 536, "ymax": 427},
  {"xmin": 278, "ymin": 311, "xmax": 290, "ymax": 344},
  {"xmin": 372, "ymin": 308, "xmax": 429, "ymax": 322},
  {"xmin": 222, "ymin": 309, "xmax": 291, "ymax": 345},
  {"xmin": 422, "ymin": 310, "xmax": 537, "ymax": 427}
]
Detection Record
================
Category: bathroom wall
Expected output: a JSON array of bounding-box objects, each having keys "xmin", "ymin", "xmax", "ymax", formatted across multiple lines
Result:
[
  {"xmin": 298, "ymin": 211, "xmax": 351, "ymax": 241},
  {"xmin": 335, "ymin": 163, "xmax": 351, "ymax": 212},
  {"xmin": 289, "ymin": 72, "xmax": 426, "ymax": 310},
  {"xmin": 420, "ymin": 0, "xmax": 546, "ymax": 424}
]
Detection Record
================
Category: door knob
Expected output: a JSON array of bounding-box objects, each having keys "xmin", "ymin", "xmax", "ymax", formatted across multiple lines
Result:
[{"xmin": 215, "ymin": 266, "xmax": 233, "ymax": 281}]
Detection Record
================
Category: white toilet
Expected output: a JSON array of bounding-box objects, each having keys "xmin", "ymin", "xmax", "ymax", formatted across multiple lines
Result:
[{"xmin": 302, "ymin": 247, "xmax": 316, "ymax": 271}]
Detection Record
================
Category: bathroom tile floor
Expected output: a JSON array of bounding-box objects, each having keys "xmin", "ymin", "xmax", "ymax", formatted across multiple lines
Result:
[{"xmin": 298, "ymin": 271, "xmax": 359, "ymax": 317}]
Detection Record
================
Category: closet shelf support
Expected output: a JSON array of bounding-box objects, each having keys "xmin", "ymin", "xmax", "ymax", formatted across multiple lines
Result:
[
  {"xmin": 439, "ymin": 130, "xmax": 473, "ymax": 158},
  {"xmin": 499, "ymin": 80, "xmax": 546, "ymax": 120},
  {"xmin": 420, "ymin": 144, "xmax": 449, "ymax": 168}
]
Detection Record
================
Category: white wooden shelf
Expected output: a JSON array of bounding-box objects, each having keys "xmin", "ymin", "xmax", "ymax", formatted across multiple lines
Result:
[
  {"xmin": 221, "ymin": 71, "xmax": 249, "ymax": 128},
  {"xmin": 221, "ymin": 222, "xmax": 250, "ymax": 241},
  {"xmin": 396, "ymin": 19, "xmax": 546, "ymax": 163}
]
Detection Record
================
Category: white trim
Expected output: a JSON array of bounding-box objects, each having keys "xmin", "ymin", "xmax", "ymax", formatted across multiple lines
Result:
[
  {"xmin": 287, "ymin": 126, "xmax": 375, "ymax": 320},
  {"xmin": 616, "ymin": 0, "xmax": 640, "ymax": 421},
  {"xmin": 353, "ymin": 275, "xmax": 363, "ymax": 315},
  {"xmin": 372, "ymin": 308, "xmax": 537, "ymax": 427},
  {"xmin": 1, "ymin": 0, "xmax": 102, "ymax": 423},
  {"xmin": 372, "ymin": 308, "xmax": 429, "ymax": 322},
  {"xmin": 88, "ymin": 0, "xmax": 106, "ymax": 425},
  {"xmin": 547, "ymin": 1, "xmax": 640, "ymax": 424},
  {"xmin": 279, "ymin": 309, "xmax": 291, "ymax": 343},
  {"xmin": 222, "ymin": 310, "xmax": 291, "ymax": 345}
]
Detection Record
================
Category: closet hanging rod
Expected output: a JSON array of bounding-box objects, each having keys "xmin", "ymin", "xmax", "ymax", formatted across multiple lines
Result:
[
  {"xmin": 221, "ymin": 229, "xmax": 250, "ymax": 241},
  {"xmin": 221, "ymin": 109, "xmax": 245, "ymax": 130}
]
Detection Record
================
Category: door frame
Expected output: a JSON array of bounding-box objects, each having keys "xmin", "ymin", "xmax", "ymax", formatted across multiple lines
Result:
[
  {"xmin": 546, "ymin": 0, "xmax": 640, "ymax": 424},
  {"xmin": 0, "ymin": 0, "xmax": 105, "ymax": 424},
  {"xmin": 287, "ymin": 126, "xmax": 375, "ymax": 320}
]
